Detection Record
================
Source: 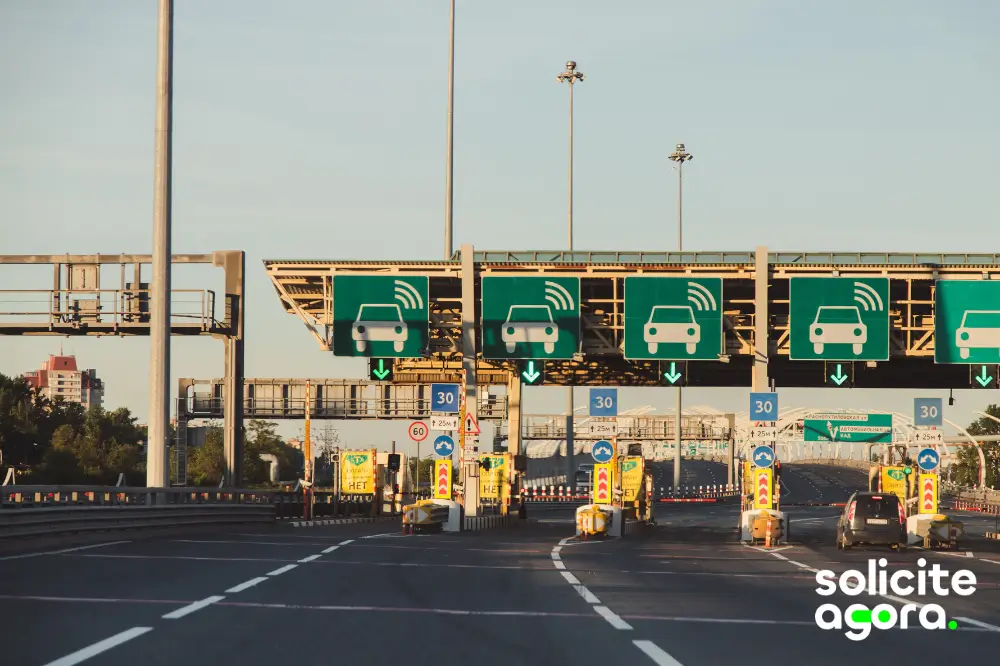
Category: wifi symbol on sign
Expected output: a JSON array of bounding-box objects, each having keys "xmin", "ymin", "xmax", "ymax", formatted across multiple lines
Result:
[
  {"xmin": 544, "ymin": 281, "xmax": 575, "ymax": 311},
  {"xmin": 853, "ymin": 282, "xmax": 884, "ymax": 312},
  {"xmin": 686, "ymin": 282, "xmax": 718, "ymax": 311},
  {"xmin": 394, "ymin": 280, "xmax": 424, "ymax": 310}
]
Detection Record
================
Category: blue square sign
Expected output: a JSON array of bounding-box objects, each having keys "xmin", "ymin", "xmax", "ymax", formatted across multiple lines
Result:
[
  {"xmin": 749, "ymin": 393, "xmax": 778, "ymax": 421},
  {"xmin": 590, "ymin": 388, "xmax": 618, "ymax": 417},
  {"xmin": 431, "ymin": 384, "xmax": 460, "ymax": 414},
  {"xmin": 913, "ymin": 398, "xmax": 942, "ymax": 427}
]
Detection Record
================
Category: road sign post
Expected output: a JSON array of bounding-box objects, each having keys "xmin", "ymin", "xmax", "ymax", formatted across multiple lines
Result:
[
  {"xmin": 749, "ymin": 393, "xmax": 778, "ymax": 421},
  {"xmin": 481, "ymin": 276, "xmax": 580, "ymax": 359},
  {"xmin": 589, "ymin": 388, "xmax": 618, "ymax": 417},
  {"xmin": 789, "ymin": 277, "xmax": 890, "ymax": 361},
  {"xmin": 408, "ymin": 421, "xmax": 429, "ymax": 443},
  {"xmin": 623, "ymin": 277, "xmax": 724, "ymax": 360},
  {"xmin": 332, "ymin": 275, "xmax": 429, "ymax": 357}
]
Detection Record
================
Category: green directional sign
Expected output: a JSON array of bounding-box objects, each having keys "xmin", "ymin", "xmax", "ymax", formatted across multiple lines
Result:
[
  {"xmin": 790, "ymin": 277, "xmax": 890, "ymax": 361},
  {"xmin": 934, "ymin": 280, "xmax": 1000, "ymax": 364},
  {"xmin": 368, "ymin": 358, "xmax": 393, "ymax": 381},
  {"xmin": 481, "ymin": 276, "xmax": 580, "ymax": 359},
  {"xmin": 970, "ymin": 364, "xmax": 999, "ymax": 389},
  {"xmin": 803, "ymin": 413, "xmax": 893, "ymax": 443},
  {"xmin": 332, "ymin": 275, "xmax": 429, "ymax": 357},
  {"xmin": 518, "ymin": 360, "xmax": 545, "ymax": 385},
  {"xmin": 624, "ymin": 277, "xmax": 723, "ymax": 360}
]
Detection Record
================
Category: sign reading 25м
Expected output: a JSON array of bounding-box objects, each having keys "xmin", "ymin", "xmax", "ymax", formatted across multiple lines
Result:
[
  {"xmin": 481, "ymin": 276, "xmax": 580, "ymax": 359},
  {"xmin": 624, "ymin": 277, "xmax": 723, "ymax": 360}
]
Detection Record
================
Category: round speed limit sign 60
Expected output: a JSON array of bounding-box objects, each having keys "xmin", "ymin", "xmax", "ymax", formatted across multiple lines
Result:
[{"xmin": 408, "ymin": 421, "xmax": 429, "ymax": 442}]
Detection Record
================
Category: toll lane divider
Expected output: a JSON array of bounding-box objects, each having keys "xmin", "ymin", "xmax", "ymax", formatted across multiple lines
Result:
[
  {"xmin": 291, "ymin": 516, "xmax": 398, "ymax": 528},
  {"xmin": 463, "ymin": 514, "xmax": 514, "ymax": 532}
]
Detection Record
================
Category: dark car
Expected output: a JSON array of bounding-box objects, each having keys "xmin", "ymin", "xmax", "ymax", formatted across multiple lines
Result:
[{"xmin": 836, "ymin": 492, "xmax": 906, "ymax": 550}]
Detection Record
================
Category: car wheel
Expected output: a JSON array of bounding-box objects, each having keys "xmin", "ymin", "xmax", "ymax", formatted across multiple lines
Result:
[{"xmin": 841, "ymin": 533, "xmax": 852, "ymax": 550}]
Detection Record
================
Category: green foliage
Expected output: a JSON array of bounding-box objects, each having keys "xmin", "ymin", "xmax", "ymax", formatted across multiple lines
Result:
[
  {"xmin": 186, "ymin": 419, "xmax": 303, "ymax": 487},
  {"xmin": 951, "ymin": 404, "xmax": 1000, "ymax": 488}
]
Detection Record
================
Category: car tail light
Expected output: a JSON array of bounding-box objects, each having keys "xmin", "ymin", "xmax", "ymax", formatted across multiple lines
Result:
[
  {"xmin": 898, "ymin": 502, "xmax": 905, "ymax": 524},
  {"xmin": 847, "ymin": 501, "xmax": 856, "ymax": 522}
]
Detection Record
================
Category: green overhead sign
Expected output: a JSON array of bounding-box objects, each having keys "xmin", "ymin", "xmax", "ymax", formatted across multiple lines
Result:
[
  {"xmin": 790, "ymin": 277, "xmax": 890, "ymax": 361},
  {"xmin": 624, "ymin": 277, "xmax": 723, "ymax": 360},
  {"xmin": 934, "ymin": 280, "xmax": 1000, "ymax": 364},
  {"xmin": 803, "ymin": 413, "xmax": 893, "ymax": 443},
  {"xmin": 481, "ymin": 276, "xmax": 580, "ymax": 360},
  {"xmin": 332, "ymin": 275, "xmax": 429, "ymax": 357}
]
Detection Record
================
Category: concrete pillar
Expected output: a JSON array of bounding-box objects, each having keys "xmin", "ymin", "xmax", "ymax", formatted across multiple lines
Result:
[
  {"xmin": 460, "ymin": 244, "xmax": 480, "ymax": 516},
  {"xmin": 753, "ymin": 245, "xmax": 769, "ymax": 392},
  {"xmin": 215, "ymin": 251, "xmax": 245, "ymax": 487}
]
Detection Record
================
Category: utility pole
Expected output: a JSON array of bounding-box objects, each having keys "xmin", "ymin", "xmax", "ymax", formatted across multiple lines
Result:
[
  {"xmin": 668, "ymin": 143, "xmax": 692, "ymax": 492},
  {"xmin": 557, "ymin": 61, "xmax": 584, "ymax": 487},
  {"xmin": 444, "ymin": 0, "xmax": 456, "ymax": 260},
  {"xmin": 147, "ymin": 0, "xmax": 173, "ymax": 491}
]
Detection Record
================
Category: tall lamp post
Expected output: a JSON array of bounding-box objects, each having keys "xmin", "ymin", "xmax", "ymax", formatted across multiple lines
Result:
[
  {"xmin": 558, "ymin": 61, "xmax": 584, "ymax": 484},
  {"xmin": 668, "ymin": 143, "xmax": 692, "ymax": 491},
  {"xmin": 444, "ymin": 0, "xmax": 456, "ymax": 260}
]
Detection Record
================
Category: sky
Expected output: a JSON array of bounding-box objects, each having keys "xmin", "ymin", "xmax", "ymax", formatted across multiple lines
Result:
[{"xmin": 2, "ymin": 1, "xmax": 999, "ymax": 457}]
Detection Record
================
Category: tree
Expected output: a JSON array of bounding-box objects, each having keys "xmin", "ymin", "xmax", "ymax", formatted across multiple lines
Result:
[
  {"xmin": 951, "ymin": 405, "xmax": 1000, "ymax": 488},
  {"xmin": 188, "ymin": 425, "xmax": 225, "ymax": 486}
]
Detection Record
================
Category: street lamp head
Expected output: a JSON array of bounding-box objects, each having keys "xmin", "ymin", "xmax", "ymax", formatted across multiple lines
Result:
[
  {"xmin": 566, "ymin": 60, "xmax": 577, "ymax": 70},
  {"xmin": 676, "ymin": 143, "xmax": 685, "ymax": 152}
]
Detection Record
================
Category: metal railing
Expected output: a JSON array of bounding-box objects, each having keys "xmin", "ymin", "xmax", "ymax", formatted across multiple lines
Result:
[{"xmin": 0, "ymin": 288, "xmax": 219, "ymax": 330}]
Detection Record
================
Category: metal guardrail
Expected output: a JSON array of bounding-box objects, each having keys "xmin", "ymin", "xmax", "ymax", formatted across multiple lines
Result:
[
  {"xmin": 0, "ymin": 485, "xmax": 377, "ymax": 523},
  {"xmin": 0, "ymin": 504, "xmax": 275, "ymax": 538}
]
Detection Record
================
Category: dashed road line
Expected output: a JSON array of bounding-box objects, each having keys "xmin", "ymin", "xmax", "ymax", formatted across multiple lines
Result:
[
  {"xmin": 225, "ymin": 577, "xmax": 269, "ymax": 594},
  {"xmin": 267, "ymin": 564, "xmax": 298, "ymax": 576},
  {"xmin": 162, "ymin": 595, "xmax": 225, "ymax": 620},
  {"xmin": 0, "ymin": 540, "xmax": 130, "ymax": 561},
  {"xmin": 298, "ymin": 554, "xmax": 322, "ymax": 563},
  {"xmin": 633, "ymin": 640, "xmax": 684, "ymax": 666},
  {"xmin": 321, "ymin": 545, "xmax": 340, "ymax": 554},
  {"xmin": 42, "ymin": 627, "xmax": 153, "ymax": 666},
  {"xmin": 594, "ymin": 605, "xmax": 633, "ymax": 630}
]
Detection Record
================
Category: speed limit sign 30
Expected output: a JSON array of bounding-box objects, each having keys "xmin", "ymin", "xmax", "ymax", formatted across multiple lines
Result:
[{"xmin": 408, "ymin": 421, "xmax": 429, "ymax": 442}]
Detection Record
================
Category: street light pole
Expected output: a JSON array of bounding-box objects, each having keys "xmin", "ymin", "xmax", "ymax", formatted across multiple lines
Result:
[
  {"xmin": 444, "ymin": 0, "xmax": 455, "ymax": 260},
  {"xmin": 558, "ymin": 61, "xmax": 584, "ymax": 487},
  {"xmin": 148, "ymin": 0, "xmax": 173, "ymax": 491},
  {"xmin": 668, "ymin": 143, "xmax": 692, "ymax": 492}
]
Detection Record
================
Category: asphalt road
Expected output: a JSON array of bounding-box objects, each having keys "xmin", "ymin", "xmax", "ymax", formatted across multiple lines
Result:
[
  {"xmin": 3, "ymin": 464, "xmax": 998, "ymax": 666},
  {"xmin": 781, "ymin": 463, "xmax": 869, "ymax": 504},
  {"xmin": 648, "ymin": 459, "xmax": 729, "ymax": 493}
]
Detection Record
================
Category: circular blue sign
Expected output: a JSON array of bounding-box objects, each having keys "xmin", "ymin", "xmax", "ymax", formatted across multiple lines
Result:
[
  {"xmin": 917, "ymin": 447, "xmax": 940, "ymax": 472},
  {"xmin": 591, "ymin": 440, "xmax": 614, "ymax": 463},
  {"xmin": 751, "ymin": 445, "xmax": 775, "ymax": 468},
  {"xmin": 433, "ymin": 435, "xmax": 455, "ymax": 457}
]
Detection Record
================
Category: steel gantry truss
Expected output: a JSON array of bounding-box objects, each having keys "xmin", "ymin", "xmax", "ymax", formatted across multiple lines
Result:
[{"xmin": 265, "ymin": 247, "xmax": 1000, "ymax": 389}]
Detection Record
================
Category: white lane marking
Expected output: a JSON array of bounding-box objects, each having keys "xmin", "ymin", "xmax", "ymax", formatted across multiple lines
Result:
[
  {"xmin": 298, "ymin": 554, "xmax": 321, "ymax": 563},
  {"xmin": 551, "ymin": 552, "xmax": 561, "ymax": 561},
  {"xmin": 633, "ymin": 640, "xmax": 685, "ymax": 666},
  {"xmin": 956, "ymin": 616, "xmax": 1000, "ymax": 632},
  {"xmin": 552, "ymin": 546, "xmax": 563, "ymax": 553},
  {"xmin": 225, "ymin": 577, "xmax": 269, "ymax": 594},
  {"xmin": 339, "ymin": 539, "xmax": 355, "ymax": 545},
  {"xmin": 0, "ymin": 540, "xmax": 130, "ymax": 561},
  {"xmin": 162, "ymin": 595, "xmax": 225, "ymax": 619},
  {"xmin": 174, "ymin": 539, "xmax": 319, "ymax": 546},
  {"xmin": 553, "ymin": 560, "xmax": 567, "ymax": 570},
  {"xmin": 267, "ymin": 564, "xmax": 298, "ymax": 576},
  {"xmin": 574, "ymin": 585, "xmax": 601, "ymax": 604},
  {"xmin": 66, "ymin": 553, "xmax": 293, "ymax": 563},
  {"xmin": 558, "ymin": 537, "xmax": 576, "ymax": 546},
  {"xmin": 42, "ymin": 626, "xmax": 152, "ymax": 666},
  {"xmin": 561, "ymin": 571, "xmax": 581, "ymax": 585},
  {"xmin": 359, "ymin": 533, "xmax": 404, "ymax": 539},
  {"xmin": 594, "ymin": 605, "xmax": 633, "ymax": 630},
  {"xmin": 981, "ymin": 559, "xmax": 1000, "ymax": 565},
  {"xmin": 321, "ymin": 545, "xmax": 340, "ymax": 554}
]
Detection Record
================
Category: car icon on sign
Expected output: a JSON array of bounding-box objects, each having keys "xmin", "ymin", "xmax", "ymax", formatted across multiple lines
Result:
[
  {"xmin": 644, "ymin": 305, "xmax": 700, "ymax": 354},
  {"xmin": 502, "ymin": 305, "xmax": 558, "ymax": 354},
  {"xmin": 956, "ymin": 310, "xmax": 1000, "ymax": 360},
  {"xmin": 352, "ymin": 304, "xmax": 408, "ymax": 353},
  {"xmin": 810, "ymin": 306, "xmax": 866, "ymax": 355}
]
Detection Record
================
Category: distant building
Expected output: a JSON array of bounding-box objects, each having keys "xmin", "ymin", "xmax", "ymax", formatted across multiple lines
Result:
[{"xmin": 22, "ymin": 354, "xmax": 104, "ymax": 409}]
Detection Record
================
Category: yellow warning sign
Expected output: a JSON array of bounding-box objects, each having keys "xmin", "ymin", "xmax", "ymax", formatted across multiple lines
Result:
[
  {"xmin": 754, "ymin": 468, "xmax": 773, "ymax": 510},
  {"xmin": 340, "ymin": 450, "xmax": 375, "ymax": 495},
  {"xmin": 434, "ymin": 460, "xmax": 452, "ymax": 500},
  {"xmin": 880, "ymin": 466, "xmax": 907, "ymax": 500},
  {"xmin": 478, "ymin": 454, "xmax": 506, "ymax": 500},
  {"xmin": 621, "ymin": 457, "xmax": 644, "ymax": 502}
]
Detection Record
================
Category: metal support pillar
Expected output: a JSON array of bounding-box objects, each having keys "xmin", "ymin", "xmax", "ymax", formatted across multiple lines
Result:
[
  {"xmin": 726, "ymin": 413, "xmax": 736, "ymax": 487},
  {"xmin": 507, "ymin": 372, "xmax": 522, "ymax": 458},
  {"xmin": 753, "ymin": 245, "xmax": 769, "ymax": 392},
  {"xmin": 566, "ymin": 391, "xmax": 575, "ymax": 488},
  {"xmin": 460, "ymin": 243, "xmax": 480, "ymax": 517},
  {"xmin": 147, "ymin": 0, "xmax": 173, "ymax": 492},
  {"xmin": 174, "ymin": 378, "xmax": 195, "ymax": 486},
  {"xmin": 216, "ymin": 251, "xmax": 245, "ymax": 487}
]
